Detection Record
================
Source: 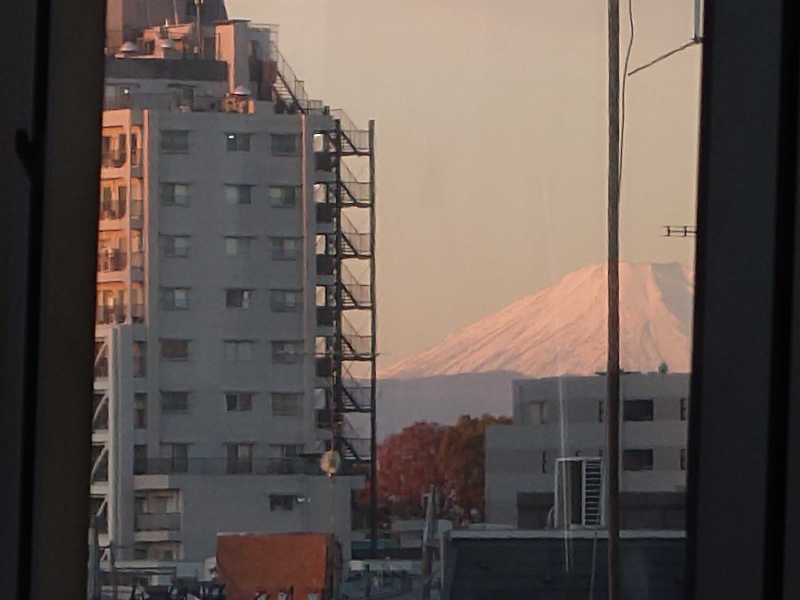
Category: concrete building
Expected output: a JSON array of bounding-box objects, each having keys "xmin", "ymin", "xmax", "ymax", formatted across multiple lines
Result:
[
  {"xmin": 485, "ymin": 372, "xmax": 689, "ymax": 528},
  {"xmin": 91, "ymin": 3, "xmax": 376, "ymax": 569}
]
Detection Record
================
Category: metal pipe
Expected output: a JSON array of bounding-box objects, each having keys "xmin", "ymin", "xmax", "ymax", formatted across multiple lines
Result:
[{"xmin": 369, "ymin": 120, "xmax": 378, "ymax": 559}]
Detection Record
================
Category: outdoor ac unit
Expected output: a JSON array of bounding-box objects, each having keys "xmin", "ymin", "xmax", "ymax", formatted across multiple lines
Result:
[{"xmin": 553, "ymin": 457, "xmax": 605, "ymax": 529}]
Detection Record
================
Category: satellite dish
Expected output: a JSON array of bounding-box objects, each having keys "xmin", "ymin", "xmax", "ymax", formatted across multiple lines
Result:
[
  {"xmin": 232, "ymin": 85, "xmax": 252, "ymax": 97},
  {"xmin": 119, "ymin": 41, "xmax": 138, "ymax": 54},
  {"xmin": 320, "ymin": 450, "xmax": 341, "ymax": 477}
]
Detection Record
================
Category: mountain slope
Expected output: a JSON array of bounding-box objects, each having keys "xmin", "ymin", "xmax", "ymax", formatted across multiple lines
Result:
[{"xmin": 380, "ymin": 262, "xmax": 693, "ymax": 379}]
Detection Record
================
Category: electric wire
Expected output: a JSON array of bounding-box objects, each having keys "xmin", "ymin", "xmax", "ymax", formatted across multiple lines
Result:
[
  {"xmin": 618, "ymin": 0, "xmax": 635, "ymax": 192},
  {"xmin": 628, "ymin": 39, "xmax": 700, "ymax": 76}
]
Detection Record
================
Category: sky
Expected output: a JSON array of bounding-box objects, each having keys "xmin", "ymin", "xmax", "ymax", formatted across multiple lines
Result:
[{"xmin": 229, "ymin": 0, "xmax": 702, "ymax": 367}]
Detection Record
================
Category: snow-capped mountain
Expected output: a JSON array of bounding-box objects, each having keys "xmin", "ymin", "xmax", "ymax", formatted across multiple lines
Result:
[{"xmin": 375, "ymin": 262, "xmax": 693, "ymax": 437}]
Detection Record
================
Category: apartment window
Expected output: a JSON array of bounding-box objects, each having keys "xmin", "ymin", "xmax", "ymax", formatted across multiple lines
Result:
[
  {"xmin": 134, "ymin": 444, "xmax": 147, "ymax": 475},
  {"xmin": 225, "ymin": 392, "xmax": 254, "ymax": 412},
  {"xmin": 224, "ymin": 340, "xmax": 254, "ymax": 362},
  {"xmin": 270, "ymin": 289, "xmax": 301, "ymax": 312},
  {"xmin": 132, "ymin": 341, "xmax": 147, "ymax": 377},
  {"xmin": 226, "ymin": 443, "xmax": 253, "ymax": 473},
  {"xmin": 598, "ymin": 400, "xmax": 604, "ymax": 423},
  {"xmin": 271, "ymin": 133, "xmax": 300, "ymax": 155},
  {"xmin": 680, "ymin": 397, "xmax": 688, "ymax": 421},
  {"xmin": 160, "ymin": 339, "xmax": 189, "ymax": 361},
  {"xmin": 134, "ymin": 393, "xmax": 147, "ymax": 429},
  {"xmin": 161, "ymin": 391, "xmax": 189, "ymax": 413},
  {"xmin": 623, "ymin": 399, "xmax": 654, "ymax": 422},
  {"xmin": 271, "ymin": 237, "xmax": 300, "ymax": 260},
  {"xmin": 681, "ymin": 448, "xmax": 687, "ymax": 471},
  {"xmin": 269, "ymin": 494, "xmax": 295, "ymax": 511},
  {"xmin": 226, "ymin": 289, "xmax": 253, "ymax": 309},
  {"xmin": 225, "ymin": 236, "xmax": 252, "ymax": 256},
  {"xmin": 226, "ymin": 132, "xmax": 251, "ymax": 151},
  {"xmin": 162, "ymin": 235, "xmax": 191, "ymax": 257},
  {"xmin": 272, "ymin": 341, "xmax": 304, "ymax": 364},
  {"xmin": 271, "ymin": 443, "xmax": 303, "ymax": 458},
  {"xmin": 269, "ymin": 185, "xmax": 299, "ymax": 208},
  {"xmin": 271, "ymin": 393, "xmax": 303, "ymax": 417},
  {"xmin": 224, "ymin": 184, "xmax": 253, "ymax": 205},
  {"xmin": 622, "ymin": 449, "xmax": 654, "ymax": 472},
  {"xmin": 160, "ymin": 183, "xmax": 190, "ymax": 206},
  {"xmin": 161, "ymin": 443, "xmax": 189, "ymax": 473},
  {"xmin": 160, "ymin": 287, "xmax": 190, "ymax": 310},
  {"xmin": 541, "ymin": 450, "xmax": 548, "ymax": 474},
  {"xmin": 161, "ymin": 130, "xmax": 189, "ymax": 153}
]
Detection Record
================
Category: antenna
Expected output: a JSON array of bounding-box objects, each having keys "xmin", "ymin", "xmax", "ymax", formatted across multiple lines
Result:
[{"xmin": 172, "ymin": 0, "xmax": 179, "ymax": 26}]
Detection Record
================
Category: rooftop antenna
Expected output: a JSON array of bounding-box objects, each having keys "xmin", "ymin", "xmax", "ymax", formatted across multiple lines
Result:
[{"xmin": 171, "ymin": 0, "xmax": 179, "ymax": 26}]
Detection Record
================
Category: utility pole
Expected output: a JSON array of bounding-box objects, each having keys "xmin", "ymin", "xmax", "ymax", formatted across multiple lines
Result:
[
  {"xmin": 606, "ymin": 1, "xmax": 621, "ymax": 600},
  {"xmin": 420, "ymin": 486, "xmax": 437, "ymax": 600}
]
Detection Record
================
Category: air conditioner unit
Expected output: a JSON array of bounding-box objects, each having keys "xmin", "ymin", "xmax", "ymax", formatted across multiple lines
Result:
[{"xmin": 554, "ymin": 457, "xmax": 605, "ymax": 529}]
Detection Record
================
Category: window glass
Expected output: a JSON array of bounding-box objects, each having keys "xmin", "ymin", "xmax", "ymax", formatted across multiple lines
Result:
[
  {"xmin": 224, "ymin": 184, "xmax": 252, "ymax": 205},
  {"xmin": 623, "ymin": 449, "xmax": 655, "ymax": 472},
  {"xmin": 161, "ymin": 391, "xmax": 189, "ymax": 413},
  {"xmin": 160, "ymin": 183, "xmax": 190, "ymax": 206},
  {"xmin": 272, "ymin": 393, "xmax": 303, "ymax": 417},
  {"xmin": 225, "ymin": 236, "xmax": 251, "ymax": 256},
  {"xmin": 623, "ymin": 399, "xmax": 655, "ymax": 422},
  {"xmin": 269, "ymin": 185, "xmax": 298, "ymax": 208},
  {"xmin": 160, "ymin": 130, "xmax": 189, "ymax": 153},
  {"xmin": 270, "ymin": 134, "xmax": 300, "ymax": 155},
  {"xmin": 226, "ymin": 289, "xmax": 253, "ymax": 309},
  {"xmin": 161, "ymin": 339, "xmax": 189, "ymax": 360},
  {"xmin": 226, "ymin": 133, "xmax": 251, "ymax": 152}
]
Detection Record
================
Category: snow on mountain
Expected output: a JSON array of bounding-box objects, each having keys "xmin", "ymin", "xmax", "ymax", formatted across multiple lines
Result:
[
  {"xmin": 380, "ymin": 262, "xmax": 693, "ymax": 380},
  {"xmin": 374, "ymin": 263, "xmax": 693, "ymax": 437}
]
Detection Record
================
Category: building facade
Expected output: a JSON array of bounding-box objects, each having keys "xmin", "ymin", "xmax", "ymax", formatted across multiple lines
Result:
[
  {"xmin": 485, "ymin": 373, "xmax": 689, "ymax": 528},
  {"xmin": 91, "ymin": 8, "xmax": 375, "ymax": 567}
]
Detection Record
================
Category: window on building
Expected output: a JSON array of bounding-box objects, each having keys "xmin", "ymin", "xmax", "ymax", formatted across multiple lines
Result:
[
  {"xmin": 680, "ymin": 397, "xmax": 688, "ymax": 421},
  {"xmin": 269, "ymin": 494, "xmax": 296, "ymax": 511},
  {"xmin": 271, "ymin": 393, "xmax": 303, "ymax": 417},
  {"xmin": 224, "ymin": 340, "xmax": 254, "ymax": 362},
  {"xmin": 623, "ymin": 399, "xmax": 654, "ymax": 422},
  {"xmin": 160, "ymin": 183, "xmax": 190, "ymax": 206},
  {"xmin": 160, "ymin": 443, "xmax": 189, "ymax": 473},
  {"xmin": 226, "ymin": 289, "xmax": 253, "ymax": 309},
  {"xmin": 269, "ymin": 185, "xmax": 299, "ymax": 208},
  {"xmin": 271, "ymin": 237, "xmax": 300, "ymax": 260},
  {"xmin": 541, "ymin": 450, "xmax": 548, "ymax": 474},
  {"xmin": 134, "ymin": 393, "xmax": 147, "ymax": 429},
  {"xmin": 270, "ymin": 443, "xmax": 303, "ymax": 458},
  {"xmin": 134, "ymin": 444, "xmax": 147, "ymax": 475},
  {"xmin": 134, "ymin": 545, "xmax": 148, "ymax": 560},
  {"xmin": 224, "ymin": 184, "xmax": 253, "ymax": 205},
  {"xmin": 272, "ymin": 341, "xmax": 304, "ymax": 364},
  {"xmin": 226, "ymin": 132, "xmax": 251, "ymax": 151},
  {"xmin": 271, "ymin": 134, "xmax": 300, "ymax": 155},
  {"xmin": 161, "ymin": 391, "xmax": 189, "ymax": 413},
  {"xmin": 160, "ymin": 130, "xmax": 189, "ymax": 153},
  {"xmin": 270, "ymin": 289, "xmax": 301, "ymax": 312},
  {"xmin": 226, "ymin": 443, "xmax": 253, "ymax": 473},
  {"xmin": 160, "ymin": 287, "xmax": 190, "ymax": 310},
  {"xmin": 132, "ymin": 341, "xmax": 146, "ymax": 377},
  {"xmin": 681, "ymin": 448, "xmax": 687, "ymax": 471},
  {"xmin": 225, "ymin": 392, "xmax": 254, "ymax": 412},
  {"xmin": 598, "ymin": 400, "xmax": 604, "ymax": 423},
  {"xmin": 161, "ymin": 235, "xmax": 191, "ymax": 257},
  {"xmin": 622, "ymin": 449, "xmax": 654, "ymax": 472},
  {"xmin": 225, "ymin": 236, "xmax": 252, "ymax": 256},
  {"xmin": 160, "ymin": 339, "xmax": 189, "ymax": 361}
]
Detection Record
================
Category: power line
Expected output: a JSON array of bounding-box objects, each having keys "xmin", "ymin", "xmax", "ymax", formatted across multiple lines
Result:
[
  {"xmin": 618, "ymin": 0, "xmax": 635, "ymax": 192},
  {"xmin": 628, "ymin": 39, "xmax": 701, "ymax": 76}
]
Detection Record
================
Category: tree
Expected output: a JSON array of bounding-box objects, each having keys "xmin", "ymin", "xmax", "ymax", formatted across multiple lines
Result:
[
  {"xmin": 374, "ymin": 422, "xmax": 446, "ymax": 518},
  {"xmin": 437, "ymin": 414, "xmax": 511, "ymax": 523}
]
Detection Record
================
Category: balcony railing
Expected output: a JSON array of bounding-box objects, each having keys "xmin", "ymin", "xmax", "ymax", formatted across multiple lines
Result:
[
  {"xmin": 94, "ymin": 357, "xmax": 109, "ymax": 379},
  {"xmin": 97, "ymin": 249, "xmax": 127, "ymax": 273},
  {"xmin": 133, "ymin": 457, "xmax": 321, "ymax": 476},
  {"xmin": 100, "ymin": 199, "xmax": 126, "ymax": 220},
  {"xmin": 96, "ymin": 304, "xmax": 126, "ymax": 325},
  {"xmin": 131, "ymin": 303, "xmax": 145, "ymax": 323},
  {"xmin": 134, "ymin": 513, "xmax": 181, "ymax": 532},
  {"xmin": 130, "ymin": 198, "xmax": 144, "ymax": 219},
  {"xmin": 101, "ymin": 148, "xmax": 127, "ymax": 168}
]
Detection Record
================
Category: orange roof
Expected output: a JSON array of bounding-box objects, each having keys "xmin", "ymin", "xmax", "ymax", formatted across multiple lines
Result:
[{"xmin": 216, "ymin": 533, "xmax": 332, "ymax": 600}]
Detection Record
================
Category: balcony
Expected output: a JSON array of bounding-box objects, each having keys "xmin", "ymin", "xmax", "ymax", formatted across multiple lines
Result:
[
  {"xmin": 131, "ymin": 303, "xmax": 145, "ymax": 323},
  {"xmin": 130, "ymin": 198, "xmax": 144, "ymax": 226},
  {"xmin": 135, "ymin": 513, "xmax": 181, "ymax": 532},
  {"xmin": 101, "ymin": 148, "xmax": 127, "ymax": 169},
  {"xmin": 99, "ymin": 199, "xmax": 126, "ymax": 221},
  {"xmin": 133, "ymin": 457, "xmax": 321, "ymax": 476},
  {"xmin": 96, "ymin": 304, "xmax": 126, "ymax": 325},
  {"xmin": 97, "ymin": 249, "xmax": 127, "ymax": 273}
]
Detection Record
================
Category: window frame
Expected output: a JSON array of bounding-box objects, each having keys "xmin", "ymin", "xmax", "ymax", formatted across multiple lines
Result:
[{"xmin": 160, "ymin": 129, "xmax": 190, "ymax": 154}]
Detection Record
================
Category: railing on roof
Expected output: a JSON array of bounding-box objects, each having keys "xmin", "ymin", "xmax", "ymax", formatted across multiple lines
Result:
[
  {"xmin": 269, "ymin": 41, "xmax": 325, "ymax": 113},
  {"xmin": 331, "ymin": 109, "xmax": 370, "ymax": 153}
]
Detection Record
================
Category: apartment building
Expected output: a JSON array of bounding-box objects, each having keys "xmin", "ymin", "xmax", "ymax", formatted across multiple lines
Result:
[
  {"xmin": 91, "ymin": 3, "xmax": 376, "ymax": 568},
  {"xmin": 485, "ymin": 372, "xmax": 689, "ymax": 529}
]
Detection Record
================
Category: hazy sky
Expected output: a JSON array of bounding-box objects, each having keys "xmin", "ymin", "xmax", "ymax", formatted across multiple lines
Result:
[{"xmin": 229, "ymin": 0, "xmax": 702, "ymax": 367}]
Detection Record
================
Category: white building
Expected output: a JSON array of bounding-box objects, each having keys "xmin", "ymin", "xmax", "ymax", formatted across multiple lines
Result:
[
  {"xmin": 485, "ymin": 372, "xmax": 689, "ymax": 528},
  {"xmin": 91, "ymin": 3, "xmax": 375, "ymax": 568}
]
